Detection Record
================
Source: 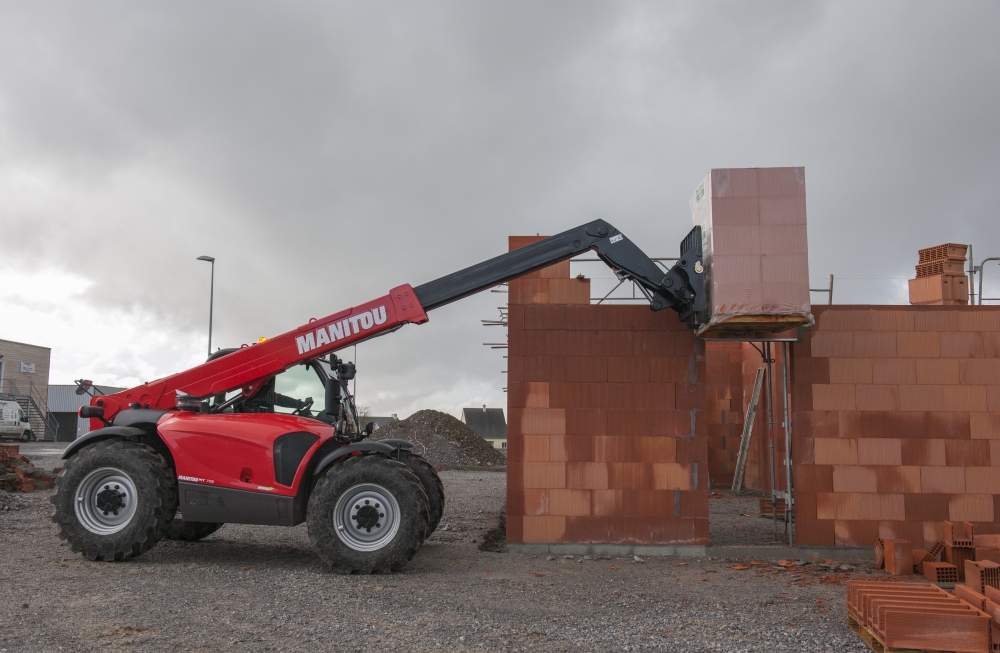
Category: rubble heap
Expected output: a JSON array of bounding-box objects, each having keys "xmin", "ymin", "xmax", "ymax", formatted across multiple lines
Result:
[
  {"xmin": 0, "ymin": 444, "xmax": 55, "ymax": 493},
  {"xmin": 372, "ymin": 410, "xmax": 507, "ymax": 469}
]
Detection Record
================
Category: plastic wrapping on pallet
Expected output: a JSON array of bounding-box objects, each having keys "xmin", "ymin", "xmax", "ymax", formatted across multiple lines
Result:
[{"xmin": 690, "ymin": 168, "xmax": 813, "ymax": 334}]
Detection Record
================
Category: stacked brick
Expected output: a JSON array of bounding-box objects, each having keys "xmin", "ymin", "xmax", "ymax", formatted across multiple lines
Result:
[
  {"xmin": 848, "ymin": 580, "xmax": 991, "ymax": 652},
  {"xmin": 704, "ymin": 341, "xmax": 746, "ymax": 487},
  {"xmin": 792, "ymin": 305, "xmax": 1000, "ymax": 548},
  {"xmin": 689, "ymin": 167, "xmax": 812, "ymax": 334},
  {"xmin": 506, "ymin": 237, "xmax": 709, "ymax": 545},
  {"xmin": 909, "ymin": 243, "xmax": 970, "ymax": 306}
]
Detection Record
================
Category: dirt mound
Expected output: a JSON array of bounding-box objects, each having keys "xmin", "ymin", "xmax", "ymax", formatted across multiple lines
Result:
[
  {"xmin": 0, "ymin": 445, "xmax": 55, "ymax": 493},
  {"xmin": 371, "ymin": 409, "xmax": 507, "ymax": 469}
]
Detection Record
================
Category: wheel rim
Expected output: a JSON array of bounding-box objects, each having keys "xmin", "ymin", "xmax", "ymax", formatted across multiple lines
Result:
[
  {"xmin": 74, "ymin": 467, "xmax": 139, "ymax": 535},
  {"xmin": 333, "ymin": 483, "xmax": 401, "ymax": 552}
]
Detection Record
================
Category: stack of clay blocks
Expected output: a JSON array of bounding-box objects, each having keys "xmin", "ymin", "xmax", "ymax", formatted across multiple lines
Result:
[
  {"xmin": 704, "ymin": 342, "xmax": 745, "ymax": 487},
  {"xmin": 689, "ymin": 167, "xmax": 812, "ymax": 327},
  {"xmin": 966, "ymin": 560, "xmax": 1000, "ymax": 595},
  {"xmin": 791, "ymin": 304, "xmax": 1000, "ymax": 547},
  {"xmin": 505, "ymin": 237, "xmax": 709, "ymax": 545},
  {"xmin": 847, "ymin": 580, "xmax": 990, "ymax": 652},
  {"xmin": 909, "ymin": 243, "xmax": 970, "ymax": 306}
]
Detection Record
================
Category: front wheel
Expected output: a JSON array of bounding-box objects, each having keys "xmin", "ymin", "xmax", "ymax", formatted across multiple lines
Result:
[
  {"xmin": 20, "ymin": 430, "xmax": 32, "ymax": 443},
  {"xmin": 51, "ymin": 440, "xmax": 177, "ymax": 561},
  {"xmin": 307, "ymin": 455, "xmax": 429, "ymax": 574}
]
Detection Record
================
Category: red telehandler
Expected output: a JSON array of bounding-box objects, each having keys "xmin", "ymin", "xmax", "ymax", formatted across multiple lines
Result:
[{"xmin": 53, "ymin": 220, "xmax": 704, "ymax": 573}]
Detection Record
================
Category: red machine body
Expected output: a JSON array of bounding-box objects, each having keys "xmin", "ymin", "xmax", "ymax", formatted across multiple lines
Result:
[
  {"xmin": 156, "ymin": 411, "xmax": 332, "ymax": 497},
  {"xmin": 88, "ymin": 284, "xmax": 427, "ymax": 428}
]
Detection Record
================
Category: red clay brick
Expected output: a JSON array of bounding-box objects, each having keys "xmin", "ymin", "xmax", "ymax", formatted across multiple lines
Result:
[
  {"xmin": 942, "ymin": 385, "xmax": 988, "ymax": 411},
  {"xmin": 522, "ymin": 489, "xmax": 549, "ymax": 516},
  {"xmin": 563, "ymin": 516, "xmax": 610, "ymax": 542},
  {"xmin": 608, "ymin": 517, "xmax": 652, "ymax": 544},
  {"xmin": 636, "ymin": 436, "xmax": 678, "ymax": 462},
  {"xmin": 959, "ymin": 359, "xmax": 988, "ymax": 385},
  {"xmin": 971, "ymin": 412, "xmax": 1000, "ymax": 439},
  {"xmin": 521, "ymin": 357, "xmax": 566, "ymax": 383},
  {"xmin": 793, "ymin": 357, "xmax": 830, "ymax": 384},
  {"xmin": 607, "ymin": 357, "xmax": 650, "ymax": 383},
  {"xmin": 814, "ymin": 438, "xmax": 858, "ymax": 465},
  {"xmin": 633, "ymin": 383, "xmax": 676, "ymax": 410},
  {"xmin": 835, "ymin": 520, "xmax": 881, "ymax": 547},
  {"xmin": 522, "ymin": 408, "xmax": 566, "ymax": 435},
  {"xmin": 548, "ymin": 489, "xmax": 592, "ymax": 516},
  {"xmin": 522, "ymin": 515, "xmax": 567, "ymax": 543},
  {"xmin": 985, "ymin": 332, "xmax": 1000, "ymax": 358},
  {"xmin": 564, "ymin": 357, "xmax": 608, "ymax": 383},
  {"xmin": 523, "ymin": 462, "xmax": 567, "ymax": 489},
  {"xmin": 945, "ymin": 440, "xmax": 990, "ymax": 467},
  {"xmin": 796, "ymin": 519, "xmax": 836, "ymax": 546},
  {"xmin": 795, "ymin": 411, "xmax": 839, "ymax": 438},
  {"xmin": 838, "ymin": 411, "xmax": 885, "ymax": 439},
  {"xmin": 649, "ymin": 410, "xmax": 692, "ymax": 437},
  {"xmin": 921, "ymin": 466, "xmax": 966, "ymax": 493},
  {"xmin": 959, "ymin": 311, "xmax": 1000, "ymax": 332},
  {"xmin": 940, "ymin": 332, "xmax": 984, "ymax": 358},
  {"xmin": 565, "ymin": 409, "xmax": 607, "ymax": 436},
  {"xmin": 876, "ymin": 466, "xmax": 921, "ymax": 493},
  {"xmin": 904, "ymin": 493, "xmax": 950, "ymax": 521},
  {"xmin": 870, "ymin": 309, "xmax": 915, "ymax": 332},
  {"xmin": 506, "ymin": 514, "xmax": 524, "ymax": 542},
  {"xmin": 901, "ymin": 439, "xmax": 946, "ymax": 466},
  {"xmin": 829, "ymin": 358, "xmax": 874, "ymax": 384},
  {"xmin": 857, "ymin": 438, "xmax": 902, "ymax": 466},
  {"xmin": 795, "ymin": 465, "xmax": 833, "ymax": 492},
  {"xmin": 899, "ymin": 385, "xmax": 948, "ymax": 412},
  {"xmin": 832, "ymin": 465, "xmax": 877, "ymax": 492},
  {"xmin": 812, "ymin": 384, "xmax": 857, "ymax": 410},
  {"xmin": 650, "ymin": 463, "xmax": 693, "ymax": 490},
  {"xmin": 896, "ymin": 331, "xmax": 941, "ymax": 357},
  {"xmin": 674, "ymin": 385, "xmax": 705, "ymax": 411},
  {"xmin": 564, "ymin": 435, "xmax": 594, "ymax": 462},
  {"xmin": 872, "ymin": 358, "xmax": 917, "ymax": 385},
  {"xmin": 548, "ymin": 383, "xmax": 590, "ymax": 409},
  {"xmin": 592, "ymin": 436, "xmax": 636, "ymax": 463},
  {"xmin": 796, "ymin": 491, "xmax": 817, "ymax": 520},
  {"xmin": 966, "ymin": 468, "xmax": 1000, "ymax": 494},
  {"xmin": 882, "ymin": 412, "xmax": 928, "ymax": 439},
  {"xmin": 950, "ymin": 495, "xmax": 994, "ymax": 522},
  {"xmin": 854, "ymin": 385, "xmax": 899, "ymax": 411},
  {"xmin": 794, "ymin": 436, "xmax": 815, "ymax": 465},
  {"xmin": 606, "ymin": 307, "xmax": 652, "ymax": 331},
  {"xmin": 523, "ymin": 436, "xmax": 550, "ymax": 462},
  {"xmin": 650, "ymin": 518, "xmax": 703, "ymax": 544},
  {"xmin": 915, "ymin": 358, "xmax": 961, "ymax": 384},
  {"xmin": 927, "ymin": 411, "xmax": 972, "ymax": 439},
  {"xmin": 605, "ymin": 411, "xmax": 650, "ymax": 437},
  {"xmin": 990, "ymin": 386, "xmax": 1000, "ymax": 412},
  {"xmin": 914, "ymin": 310, "xmax": 960, "ymax": 332},
  {"xmin": 565, "ymin": 305, "xmax": 607, "ymax": 331},
  {"xmin": 524, "ymin": 305, "xmax": 567, "ymax": 330},
  {"xmin": 565, "ymin": 463, "xmax": 609, "ymax": 489}
]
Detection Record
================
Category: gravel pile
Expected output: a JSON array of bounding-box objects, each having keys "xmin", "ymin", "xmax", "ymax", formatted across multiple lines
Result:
[
  {"xmin": 0, "ymin": 491, "xmax": 26, "ymax": 511},
  {"xmin": 371, "ymin": 409, "xmax": 506, "ymax": 469}
]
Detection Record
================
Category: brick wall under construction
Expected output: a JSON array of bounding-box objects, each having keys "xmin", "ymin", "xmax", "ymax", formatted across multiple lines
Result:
[
  {"xmin": 505, "ymin": 237, "xmax": 710, "ymax": 546},
  {"xmin": 792, "ymin": 305, "xmax": 1000, "ymax": 548}
]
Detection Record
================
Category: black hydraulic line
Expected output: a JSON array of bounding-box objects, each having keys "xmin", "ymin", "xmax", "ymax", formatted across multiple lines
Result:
[{"xmin": 412, "ymin": 219, "xmax": 706, "ymax": 323}]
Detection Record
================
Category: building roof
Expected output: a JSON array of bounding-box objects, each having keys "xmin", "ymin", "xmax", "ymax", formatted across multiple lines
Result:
[
  {"xmin": 461, "ymin": 407, "xmax": 507, "ymax": 440},
  {"xmin": 48, "ymin": 385, "xmax": 126, "ymax": 413},
  {"xmin": 366, "ymin": 416, "xmax": 398, "ymax": 429}
]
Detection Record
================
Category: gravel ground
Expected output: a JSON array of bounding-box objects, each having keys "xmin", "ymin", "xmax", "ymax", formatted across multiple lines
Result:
[
  {"xmin": 1, "ymin": 446, "xmax": 876, "ymax": 652},
  {"xmin": 708, "ymin": 489, "xmax": 789, "ymax": 547}
]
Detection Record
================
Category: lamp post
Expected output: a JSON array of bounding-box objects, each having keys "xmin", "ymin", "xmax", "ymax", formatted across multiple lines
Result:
[{"xmin": 197, "ymin": 256, "xmax": 215, "ymax": 358}]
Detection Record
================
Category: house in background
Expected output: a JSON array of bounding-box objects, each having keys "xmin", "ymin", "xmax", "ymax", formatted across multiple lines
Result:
[
  {"xmin": 462, "ymin": 406, "xmax": 507, "ymax": 450},
  {"xmin": 48, "ymin": 385, "xmax": 125, "ymax": 442},
  {"xmin": 0, "ymin": 339, "xmax": 57, "ymax": 440}
]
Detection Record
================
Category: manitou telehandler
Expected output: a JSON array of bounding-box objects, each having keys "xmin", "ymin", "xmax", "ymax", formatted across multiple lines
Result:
[{"xmin": 52, "ymin": 220, "xmax": 704, "ymax": 573}]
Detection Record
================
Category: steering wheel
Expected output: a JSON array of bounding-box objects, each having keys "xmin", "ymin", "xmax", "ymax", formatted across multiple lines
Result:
[{"xmin": 293, "ymin": 397, "xmax": 314, "ymax": 416}]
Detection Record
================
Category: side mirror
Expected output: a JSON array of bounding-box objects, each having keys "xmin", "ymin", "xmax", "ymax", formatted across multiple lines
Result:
[
  {"xmin": 338, "ymin": 362, "xmax": 356, "ymax": 381},
  {"xmin": 325, "ymin": 375, "xmax": 342, "ymax": 418},
  {"xmin": 364, "ymin": 421, "xmax": 374, "ymax": 436}
]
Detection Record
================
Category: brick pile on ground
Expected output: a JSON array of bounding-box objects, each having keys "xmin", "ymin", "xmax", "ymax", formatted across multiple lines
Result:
[
  {"xmin": 0, "ymin": 444, "xmax": 55, "ymax": 493},
  {"xmin": 371, "ymin": 409, "xmax": 506, "ymax": 469}
]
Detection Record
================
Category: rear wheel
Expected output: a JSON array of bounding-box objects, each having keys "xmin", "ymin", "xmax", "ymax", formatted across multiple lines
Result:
[
  {"xmin": 20, "ymin": 430, "xmax": 31, "ymax": 443},
  {"xmin": 398, "ymin": 451, "xmax": 445, "ymax": 537},
  {"xmin": 165, "ymin": 516, "xmax": 224, "ymax": 541},
  {"xmin": 51, "ymin": 440, "xmax": 177, "ymax": 561},
  {"xmin": 307, "ymin": 455, "xmax": 428, "ymax": 574}
]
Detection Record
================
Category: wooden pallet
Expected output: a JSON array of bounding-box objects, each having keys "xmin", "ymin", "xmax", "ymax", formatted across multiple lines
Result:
[{"xmin": 848, "ymin": 616, "xmax": 977, "ymax": 653}]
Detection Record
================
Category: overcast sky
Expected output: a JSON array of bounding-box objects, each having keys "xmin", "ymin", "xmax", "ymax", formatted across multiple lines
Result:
[{"xmin": 1, "ymin": 1, "xmax": 998, "ymax": 417}]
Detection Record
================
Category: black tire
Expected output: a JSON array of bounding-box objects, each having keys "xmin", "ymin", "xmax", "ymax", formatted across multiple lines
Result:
[
  {"xmin": 165, "ymin": 517, "xmax": 224, "ymax": 541},
  {"xmin": 51, "ymin": 440, "xmax": 177, "ymax": 561},
  {"xmin": 307, "ymin": 455, "xmax": 429, "ymax": 574},
  {"xmin": 20, "ymin": 430, "xmax": 31, "ymax": 443},
  {"xmin": 398, "ymin": 451, "xmax": 445, "ymax": 537}
]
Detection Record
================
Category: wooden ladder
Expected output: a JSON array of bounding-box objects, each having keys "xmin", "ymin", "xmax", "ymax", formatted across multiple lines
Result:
[{"xmin": 731, "ymin": 366, "xmax": 765, "ymax": 493}]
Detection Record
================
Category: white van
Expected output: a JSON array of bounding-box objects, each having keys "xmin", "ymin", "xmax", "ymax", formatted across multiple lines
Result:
[{"xmin": 0, "ymin": 400, "xmax": 33, "ymax": 442}]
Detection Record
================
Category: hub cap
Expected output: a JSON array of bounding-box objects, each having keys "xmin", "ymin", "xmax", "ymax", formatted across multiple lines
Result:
[
  {"xmin": 74, "ymin": 468, "xmax": 138, "ymax": 535},
  {"xmin": 333, "ymin": 483, "xmax": 400, "ymax": 552}
]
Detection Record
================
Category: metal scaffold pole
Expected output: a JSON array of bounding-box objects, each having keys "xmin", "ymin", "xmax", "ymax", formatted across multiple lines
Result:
[{"xmin": 782, "ymin": 341, "xmax": 794, "ymax": 546}]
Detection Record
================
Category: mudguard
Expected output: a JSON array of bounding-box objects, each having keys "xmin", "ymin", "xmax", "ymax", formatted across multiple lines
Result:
[
  {"xmin": 313, "ymin": 441, "xmax": 396, "ymax": 476},
  {"xmin": 62, "ymin": 426, "xmax": 147, "ymax": 459}
]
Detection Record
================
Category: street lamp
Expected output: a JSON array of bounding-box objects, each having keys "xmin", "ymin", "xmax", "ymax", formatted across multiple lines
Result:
[{"xmin": 197, "ymin": 256, "xmax": 215, "ymax": 358}]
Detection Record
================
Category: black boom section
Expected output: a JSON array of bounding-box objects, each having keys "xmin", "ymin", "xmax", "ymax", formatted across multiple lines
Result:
[
  {"xmin": 273, "ymin": 431, "xmax": 320, "ymax": 486},
  {"xmin": 412, "ymin": 219, "xmax": 704, "ymax": 324}
]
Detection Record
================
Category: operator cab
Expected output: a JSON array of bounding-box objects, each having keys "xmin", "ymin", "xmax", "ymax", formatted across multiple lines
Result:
[{"xmin": 206, "ymin": 353, "xmax": 366, "ymax": 439}]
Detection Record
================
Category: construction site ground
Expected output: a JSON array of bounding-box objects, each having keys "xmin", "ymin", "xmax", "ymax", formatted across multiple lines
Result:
[{"xmin": 1, "ymin": 444, "xmax": 871, "ymax": 652}]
